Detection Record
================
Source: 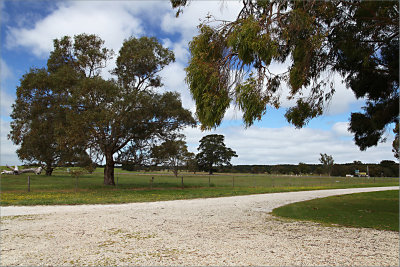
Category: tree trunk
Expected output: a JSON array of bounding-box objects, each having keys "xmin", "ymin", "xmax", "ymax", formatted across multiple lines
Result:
[
  {"xmin": 45, "ymin": 164, "xmax": 53, "ymax": 176},
  {"xmin": 173, "ymin": 167, "xmax": 178, "ymax": 177},
  {"xmin": 104, "ymin": 153, "xmax": 115, "ymax": 186}
]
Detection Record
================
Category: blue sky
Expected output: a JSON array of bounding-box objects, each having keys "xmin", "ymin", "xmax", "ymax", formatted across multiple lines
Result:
[{"xmin": 0, "ymin": 0, "xmax": 396, "ymax": 166}]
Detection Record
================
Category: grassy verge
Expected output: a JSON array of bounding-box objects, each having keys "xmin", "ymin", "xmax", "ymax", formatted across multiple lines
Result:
[
  {"xmin": 272, "ymin": 190, "xmax": 399, "ymax": 231},
  {"xmin": 1, "ymin": 172, "xmax": 398, "ymax": 206},
  {"xmin": 0, "ymin": 187, "xmax": 311, "ymax": 206}
]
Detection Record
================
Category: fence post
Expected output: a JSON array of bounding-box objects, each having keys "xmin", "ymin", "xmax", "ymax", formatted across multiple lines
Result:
[
  {"xmin": 116, "ymin": 174, "xmax": 119, "ymax": 188},
  {"xmin": 181, "ymin": 176, "xmax": 184, "ymax": 189},
  {"xmin": 75, "ymin": 176, "xmax": 78, "ymax": 192},
  {"xmin": 27, "ymin": 176, "xmax": 30, "ymax": 192},
  {"xmin": 208, "ymin": 176, "xmax": 211, "ymax": 187},
  {"xmin": 232, "ymin": 176, "xmax": 235, "ymax": 188},
  {"xmin": 150, "ymin": 176, "xmax": 154, "ymax": 189}
]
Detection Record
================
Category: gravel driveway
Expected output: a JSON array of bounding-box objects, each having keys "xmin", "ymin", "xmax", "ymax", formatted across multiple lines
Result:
[{"xmin": 1, "ymin": 186, "xmax": 398, "ymax": 266}]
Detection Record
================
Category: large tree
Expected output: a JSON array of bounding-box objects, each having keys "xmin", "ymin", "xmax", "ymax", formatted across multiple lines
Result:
[
  {"xmin": 172, "ymin": 0, "xmax": 399, "ymax": 152},
  {"xmin": 151, "ymin": 139, "xmax": 193, "ymax": 177},
  {"xmin": 10, "ymin": 34, "xmax": 195, "ymax": 184},
  {"xmin": 319, "ymin": 153, "xmax": 334, "ymax": 176},
  {"xmin": 196, "ymin": 134, "xmax": 237, "ymax": 174},
  {"xmin": 9, "ymin": 68, "xmax": 91, "ymax": 175}
]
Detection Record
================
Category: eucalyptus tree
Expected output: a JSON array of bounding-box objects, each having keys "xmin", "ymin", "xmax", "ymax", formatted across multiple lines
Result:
[
  {"xmin": 196, "ymin": 134, "xmax": 237, "ymax": 174},
  {"xmin": 10, "ymin": 34, "xmax": 195, "ymax": 185},
  {"xmin": 172, "ymin": 0, "xmax": 398, "ymax": 151},
  {"xmin": 151, "ymin": 139, "xmax": 193, "ymax": 177},
  {"xmin": 64, "ymin": 35, "xmax": 195, "ymax": 185},
  {"xmin": 319, "ymin": 153, "xmax": 334, "ymax": 176},
  {"xmin": 9, "ymin": 67, "xmax": 91, "ymax": 175}
]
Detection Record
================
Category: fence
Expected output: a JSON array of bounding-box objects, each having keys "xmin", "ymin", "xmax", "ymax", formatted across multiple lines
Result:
[{"xmin": 3, "ymin": 172, "xmax": 398, "ymax": 193}]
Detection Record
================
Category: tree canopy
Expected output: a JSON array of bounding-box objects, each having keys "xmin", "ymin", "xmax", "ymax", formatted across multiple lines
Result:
[
  {"xmin": 9, "ymin": 34, "xmax": 195, "ymax": 184},
  {"xmin": 196, "ymin": 134, "xmax": 238, "ymax": 174},
  {"xmin": 151, "ymin": 139, "xmax": 193, "ymax": 177},
  {"xmin": 9, "ymin": 67, "xmax": 91, "ymax": 175},
  {"xmin": 172, "ymin": 0, "xmax": 399, "ymax": 153},
  {"xmin": 319, "ymin": 153, "xmax": 334, "ymax": 176}
]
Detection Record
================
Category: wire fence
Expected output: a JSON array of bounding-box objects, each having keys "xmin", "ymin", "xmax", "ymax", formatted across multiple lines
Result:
[
  {"xmin": 3, "ymin": 172, "xmax": 397, "ymax": 193},
  {"xmin": 112, "ymin": 174, "xmax": 398, "ymax": 189}
]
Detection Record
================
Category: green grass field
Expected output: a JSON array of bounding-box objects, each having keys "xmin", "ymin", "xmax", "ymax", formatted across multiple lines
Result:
[
  {"xmin": 272, "ymin": 190, "xmax": 399, "ymax": 231},
  {"xmin": 1, "ymin": 169, "xmax": 398, "ymax": 206}
]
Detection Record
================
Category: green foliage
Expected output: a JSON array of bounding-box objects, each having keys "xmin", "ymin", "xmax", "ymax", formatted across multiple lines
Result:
[
  {"xmin": 349, "ymin": 99, "xmax": 399, "ymax": 151},
  {"xmin": 9, "ymin": 67, "xmax": 91, "ymax": 175},
  {"xmin": 227, "ymin": 15, "xmax": 278, "ymax": 66},
  {"xmin": 319, "ymin": 153, "xmax": 334, "ymax": 176},
  {"xmin": 173, "ymin": 0, "xmax": 399, "ymax": 152},
  {"xmin": 298, "ymin": 162, "xmax": 310, "ymax": 174},
  {"xmin": 196, "ymin": 134, "xmax": 238, "ymax": 174},
  {"xmin": 113, "ymin": 36, "xmax": 174, "ymax": 89},
  {"xmin": 186, "ymin": 25, "xmax": 230, "ymax": 130},
  {"xmin": 47, "ymin": 34, "xmax": 114, "ymax": 77},
  {"xmin": 285, "ymin": 99, "xmax": 322, "ymax": 128},
  {"xmin": 235, "ymin": 76, "xmax": 268, "ymax": 127},
  {"xmin": 151, "ymin": 139, "xmax": 192, "ymax": 177},
  {"xmin": 186, "ymin": 157, "xmax": 199, "ymax": 173},
  {"xmin": 272, "ymin": 190, "xmax": 399, "ymax": 231}
]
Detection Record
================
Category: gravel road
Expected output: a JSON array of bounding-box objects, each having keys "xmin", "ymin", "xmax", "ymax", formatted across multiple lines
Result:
[{"xmin": 1, "ymin": 186, "xmax": 398, "ymax": 266}]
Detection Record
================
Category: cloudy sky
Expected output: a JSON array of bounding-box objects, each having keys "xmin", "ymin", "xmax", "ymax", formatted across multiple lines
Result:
[{"xmin": 0, "ymin": 0, "xmax": 396, "ymax": 166}]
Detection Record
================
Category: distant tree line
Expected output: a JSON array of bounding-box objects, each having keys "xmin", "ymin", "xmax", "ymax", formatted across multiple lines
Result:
[
  {"xmin": 120, "ymin": 158, "xmax": 398, "ymax": 178},
  {"xmin": 215, "ymin": 160, "xmax": 399, "ymax": 177}
]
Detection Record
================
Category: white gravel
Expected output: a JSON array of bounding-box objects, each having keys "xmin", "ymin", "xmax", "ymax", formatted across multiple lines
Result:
[{"xmin": 1, "ymin": 186, "xmax": 399, "ymax": 266}]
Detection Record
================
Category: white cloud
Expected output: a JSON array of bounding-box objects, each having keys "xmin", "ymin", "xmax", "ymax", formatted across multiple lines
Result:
[
  {"xmin": 5, "ymin": 1, "xmax": 171, "ymax": 58},
  {"xmin": 162, "ymin": 38, "xmax": 189, "ymax": 63},
  {"xmin": 0, "ymin": 58, "xmax": 12, "ymax": 81},
  {"xmin": 332, "ymin": 122, "xmax": 352, "ymax": 137},
  {"xmin": 277, "ymin": 72, "xmax": 363, "ymax": 116},
  {"xmin": 223, "ymin": 104, "xmax": 244, "ymax": 121},
  {"xmin": 159, "ymin": 61, "xmax": 195, "ymax": 113},
  {"xmin": 0, "ymin": 118, "xmax": 22, "ymax": 166},
  {"xmin": 161, "ymin": 1, "xmax": 242, "ymax": 44},
  {"xmin": 325, "ymin": 75, "xmax": 364, "ymax": 115},
  {"xmin": 0, "ymin": 90, "xmax": 14, "ymax": 117},
  {"xmin": 0, "ymin": 1, "xmax": 9, "ymax": 24},
  {"xmin": 160, "ymin": 62, "xmax": 187, "ymax": 91},
  {"xmin": 0, "ymin": 59, "xmax": 15, "ymax": 117}
]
